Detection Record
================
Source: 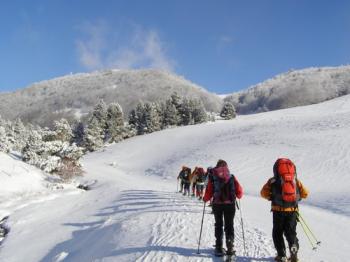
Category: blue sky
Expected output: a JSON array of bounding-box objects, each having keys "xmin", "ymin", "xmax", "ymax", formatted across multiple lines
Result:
[{"xmin": 0, "ymin": 0, "xmax": 350, "ymax": 94}]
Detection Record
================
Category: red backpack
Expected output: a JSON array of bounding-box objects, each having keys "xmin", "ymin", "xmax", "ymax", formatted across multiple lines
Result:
[{"xmin": 272, "ymin": 158, "xmax": 300, "ymax": 207}]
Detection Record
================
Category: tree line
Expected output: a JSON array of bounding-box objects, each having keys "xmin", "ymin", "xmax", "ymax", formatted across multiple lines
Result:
[{"xmin": 0, "ymin": 92, "xmax": 236, "ymax": 179}]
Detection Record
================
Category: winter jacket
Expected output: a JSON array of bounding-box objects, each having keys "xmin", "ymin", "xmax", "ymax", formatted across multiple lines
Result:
[
  {"xmin": 260, "ymin": 178, "xmax": 309, "ymax": 212},
  {"xmin": 203, "ymin": 173, "xmax": 243, "ymax": 203}
]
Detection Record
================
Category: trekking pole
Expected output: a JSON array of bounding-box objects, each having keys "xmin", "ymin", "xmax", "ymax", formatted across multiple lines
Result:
[
  {"xmin": 297, "ymin": 211, "xmax": 321, "ymax": 246},
  {"xmin": 237, "ymin": 199, "xmax": 247, "ymax": 256},
  {"xmin": 197, "ymin": 202, "xmax": 206, "ymax": 254},
  {"xmin": 298, "ymin": 216, "xmax": 318, "ymax": 250},
  {"xmin": 177, "ymin": 179, "xmax": 178, "ymax": 192}
]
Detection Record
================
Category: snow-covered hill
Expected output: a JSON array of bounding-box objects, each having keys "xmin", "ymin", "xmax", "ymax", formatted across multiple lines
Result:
[
  {"xmin": 0, "ymin": 69, "xmax": 223, "ymax": 127},
  {"xmin": 1, "ymin": 94, "xmax": 350, "ymax": 261},
  {"xmin": 225, "ymin": 65, "xmax": 350, "ymax": 114}
]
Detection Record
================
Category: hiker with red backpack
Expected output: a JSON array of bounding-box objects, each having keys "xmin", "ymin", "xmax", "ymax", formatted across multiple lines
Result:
[
  {"xmin": 261, "ymin": 158, "xmax": 309, "ymax": 262},
  {"xmin": 203, "ymin": 159, "xmax": 243, "ymax": 257}
]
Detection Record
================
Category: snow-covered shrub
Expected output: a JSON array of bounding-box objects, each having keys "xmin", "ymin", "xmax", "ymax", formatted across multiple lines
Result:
[{"xmin": 220, "ymin": 102, "xmax": 236, "ymax": 120}]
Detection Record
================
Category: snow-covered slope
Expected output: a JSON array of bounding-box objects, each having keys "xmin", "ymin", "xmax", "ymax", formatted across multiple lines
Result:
[
  {"xmin": 1, "ymin": 94, "xmax": 350, "ymax": 261},
  {"xmin": 225, "ymin": 65, "xmax": 350, "ymax": 114},
  {"xmin": 0, "ymin": 69, "xmax": 223, "ymax": 127}
]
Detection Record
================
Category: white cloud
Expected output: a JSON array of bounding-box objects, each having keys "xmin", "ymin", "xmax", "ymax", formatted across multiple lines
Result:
[{"xmin": 76, "ymin": 21, "xmax": 175, "ymax": 72}]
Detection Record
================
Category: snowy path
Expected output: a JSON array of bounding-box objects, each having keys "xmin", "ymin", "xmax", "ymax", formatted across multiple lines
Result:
[{"xmin": 2, "ymin": 95, "xmax": 350, "ymax": 261}]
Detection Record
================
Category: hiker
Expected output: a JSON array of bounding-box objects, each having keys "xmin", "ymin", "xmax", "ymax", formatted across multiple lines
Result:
[
  {"xmin": 179, "ymin": 166, "xmax": 191, "ymax": 196},
  {"xmin": 203, "ymin": 159, "xmax": 243, "ymax": 257},
  {"xmin": 177, "ymin": 166, "xmax": 191, "ymax": 194},
  {"xmin": 190, "ymin": 167, "xmax": 199, "ymax": 197},
  {"xmin": 260, "ymin": 158, "xmax": 309, "ymax": 262},
  {"xmin": 195, "ymin": 167, "xmax": 206, "ymax": 200}
]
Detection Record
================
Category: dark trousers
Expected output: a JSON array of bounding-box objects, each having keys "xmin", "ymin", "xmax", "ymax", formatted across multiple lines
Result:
[
  {"xmin": 212, "ymin": 203, "xmax": 236, "ymax": 248},
  {"xmin": 272, "ymin": 211, "xmax": 299, "ymax": 256}
]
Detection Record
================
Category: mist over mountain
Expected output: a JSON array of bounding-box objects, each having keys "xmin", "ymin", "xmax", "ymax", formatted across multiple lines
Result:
[
  {"xmin": 225, "ymin": 65, "xmax": 350, "ymax": 114},
  {"xmin": 0, "ymin": 69, "xmax": 223, "ymax": 127}
]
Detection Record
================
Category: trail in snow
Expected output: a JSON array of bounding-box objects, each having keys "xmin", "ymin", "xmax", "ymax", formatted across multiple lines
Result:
[{"xmin": 2, "ymin": 95, "xmax": 350, "ymax": 261}]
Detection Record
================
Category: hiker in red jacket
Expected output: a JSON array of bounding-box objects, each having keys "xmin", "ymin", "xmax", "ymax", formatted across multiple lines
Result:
[{"xmin": 203, "ymin": 159, "xmax": 243, "ymax": 257}]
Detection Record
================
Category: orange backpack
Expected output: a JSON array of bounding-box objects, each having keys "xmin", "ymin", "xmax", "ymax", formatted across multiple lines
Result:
[{"xmin": 272, "ymin": 158, "xmax": 300, "ymax": 207}]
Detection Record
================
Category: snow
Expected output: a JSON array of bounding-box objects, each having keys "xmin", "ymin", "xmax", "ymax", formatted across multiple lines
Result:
[{"xmin": 1, "ymin": 94, "xmax": 350, "ymax": 261}]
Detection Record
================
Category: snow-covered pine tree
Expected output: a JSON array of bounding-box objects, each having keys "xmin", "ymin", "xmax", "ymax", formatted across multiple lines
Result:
[
  {"xmin": 53, "ymin": 118, "xmax": 73, "ymax": 142},
  {"xmin": 191, "ymin": 99, "xmax": 208, "ymax": 124},
  {"xmin": 179, "ymin": 98, "xmax": 194, "ymax": 125},
  {"xmin": 143, "ymin": 102, "xmax": 161, "ymax": 133},
  {"xmin": 220, "ymin": 102, "xmax": 236, "ymax": 120},
  {"xmin": 170, "ymin": 92, "xmax": 182, "ymax": 112},
  {"xmin": 83, "ymin": 117, "xmax": 104, "ymax": 151},
  {"xmin": 129, "ymin": 102, "xmax": 146, "ymax": 135},
  {"xmin": 0, "ymin": 125, "xmax": 10, "ymax": 153},
  {"xmin": 163, "ymin": 99, "xmax": 181, "ymax": 127},
  {"xmin": 91, "ymin": 99, "xmax": 108, "ymax": 133},
  {"xmin": 12, "ymin": 118, "xmax": 28, "ymax": 152},
  {"xmin": 22, "ymin": 130, "xmax": 45, "ymax": 168},
  {"xmin": 105, "ymin": 102, "xmax": 125, "ymax": 143}
]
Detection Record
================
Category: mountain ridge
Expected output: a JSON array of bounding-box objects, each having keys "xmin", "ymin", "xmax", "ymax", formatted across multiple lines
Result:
[{"xmin": 0, "ymin": 69, "xmax": 223, "ymax": 127}]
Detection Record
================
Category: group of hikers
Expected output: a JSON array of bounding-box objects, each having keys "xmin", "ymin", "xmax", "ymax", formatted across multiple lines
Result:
[{"xmin": 177, "ymin": 158, "xmax": 308, "ymax": 262}]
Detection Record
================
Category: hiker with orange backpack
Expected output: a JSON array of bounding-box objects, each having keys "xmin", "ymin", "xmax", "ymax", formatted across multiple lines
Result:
[
  {"xmin": 203, "ymin": 159, "xmax": 243, "ymax": 257},
  {"xmin": 261, "ymin": 158, "xmax": 308, "ymax": 262}
]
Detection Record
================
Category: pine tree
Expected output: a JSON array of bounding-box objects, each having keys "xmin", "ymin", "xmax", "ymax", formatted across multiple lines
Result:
[
  {"xmin": 53, "ymin": 118, "xmax": 73, "ymax": 142},
  {"xmin": 91, "ymin": 99, "xmax": 108, "ymax": 133},
  {"xmin": 179, "ymin": 98, "xmax": 194, "ymax": 125},
  {"xmin": 106, "ymin": 102, "xmax": 125, "ymax": 142},
  {"xmin": 129, "ymin": 102, "xmax": 146, "ymax": 135},
  {"xmin": 12, "ymin": 118, "xmax": 27, "ymax": 152},
  {"xmin": 143, "ymin": 102, "xmax": 161, "ymax": 133},
  {"xmin": 163, "ymin": 99, "xmax": 180, "ymax": 127},
  {"xmin": 191, "ymin": 99, "xmax": 207, "ymax": 124},
  {"xmin": 220, "ymin": 102, "xmax": 236, "ymax": 120},
  {"xmin": 83, "ymin": 117, "xmax": 104, "ymax": 151},
  {"xmin": 170, "ymin": 92, "xmax": 182, "ymax": 111},
  {"xmin": 0, "ymin": 126, "xmax": 10, "ymax": 153}
]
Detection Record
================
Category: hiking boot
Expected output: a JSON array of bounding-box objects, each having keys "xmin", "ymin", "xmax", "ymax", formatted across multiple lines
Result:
[
  {"xmin": 290, "ymin": 245, "xmax": 298, "ymax": 262},
  {"xmin": 214, "ymin": 246, "xmax": 225, "ymax": 257},
  {"xmin": 226, "ymin": 240, "xmax": 235, "ymax": 256},
  {"xmin": 274, "ymin": 256, "xmax": 288, "ymax": 262}
]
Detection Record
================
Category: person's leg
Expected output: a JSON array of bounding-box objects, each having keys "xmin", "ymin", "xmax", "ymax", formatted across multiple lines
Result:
[
  {"xmin": 284, "ymin": 212, "xmax": 299, "ymax": 261},
  {"xmin": 212, "ymin": 204, "xmax": 224, "ymax": 251},
  {"xmin": 273, "ymin": 212, "xmax": 287, "ymax": 257},
  {"xmin": 223, "ymin": 204, "xmax": 236, "ymax": 254}
]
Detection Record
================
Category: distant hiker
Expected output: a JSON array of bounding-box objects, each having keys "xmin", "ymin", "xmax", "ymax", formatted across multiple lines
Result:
[
  {"xmin": 190, "ymin": 167, "xmax": 199, "ymax": 197},
  {"xmin": 177, "ymin": 166, "xmax": 187, "ymax": 193},
  {"xmin": 178, "ymin": 166, "xmax": 192, "ymax": 196},
  {"xmin": 203, "ymin": 159, "xmax": 243, "ymax": 257},
  {"xmin": 195, "ymin": 167, "xmax": 206, "ymax": 200},
  {"xmin": 260, "ymin": 158, "xmax": 309, "ymax": 262}
]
